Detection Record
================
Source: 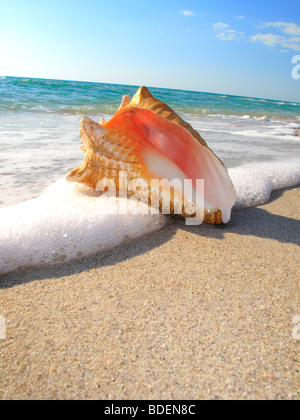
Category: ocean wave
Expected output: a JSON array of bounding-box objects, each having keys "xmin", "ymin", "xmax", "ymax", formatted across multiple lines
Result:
[
  {"xmin": 234, "ymin": 127, "xmax": 297, "ymax": 136},
  {"xmin": 229, "ymin": 159, "xmax": 300, "ymax": 208},
  {"xmin": 240, "ymin": 97, "xmax": 268, "ymax": 103},
  {"xmin": 198, "ymin": 127, "xmax": 299, "ymax": 142},
  {"xmin": 176, "ymin": 107, "xmax": 212, "ymax": 115},
  {"xmin": 0, "ymin": 180, "xmax": 167, "ymax": 275},
  {"xmin": 199, "ymin": 112, "xmax": 300, "ymax": 122},
  {"xmin": 255, "ymin": 116, "xmax": 272, "ymax": 121},
  {"xmin": 0, "ymin": 103, "xmax": 118, "ymax": 116}
]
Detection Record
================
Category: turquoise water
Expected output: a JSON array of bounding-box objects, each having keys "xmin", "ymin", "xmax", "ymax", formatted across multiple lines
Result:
[
  {"xmin": 1, "ymin": 76, "xmax": 300, "ymax": 118},
  {"xmin": 0, "ymin": 76, "xmax": 299, "ymax": 207}
]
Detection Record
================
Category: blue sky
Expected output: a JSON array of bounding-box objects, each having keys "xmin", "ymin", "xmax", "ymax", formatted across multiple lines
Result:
[{"xmin": 0, "ymin": 0, "xmax": 299, "ymax": 101}]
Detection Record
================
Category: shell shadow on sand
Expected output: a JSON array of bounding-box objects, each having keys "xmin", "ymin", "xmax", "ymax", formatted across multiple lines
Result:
[{"xmin": 0, "ymin": 185, "xmax": 299, "ymax": 288}]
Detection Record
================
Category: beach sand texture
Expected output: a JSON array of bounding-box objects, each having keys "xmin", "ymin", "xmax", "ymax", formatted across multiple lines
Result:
[{"xmin": 0, "ymin": 186, "xmax": 299, "ymax": 400}]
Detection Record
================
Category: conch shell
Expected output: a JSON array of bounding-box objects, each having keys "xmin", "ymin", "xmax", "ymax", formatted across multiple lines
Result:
[{"xmin": 66, "ymin": 87, "xmax": 236, "ymax": 224}]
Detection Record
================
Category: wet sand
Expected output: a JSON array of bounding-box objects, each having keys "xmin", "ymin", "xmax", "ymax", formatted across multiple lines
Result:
[{"xmin": 0, "ymin": 186, "xmax": 299, "ymax": 400}]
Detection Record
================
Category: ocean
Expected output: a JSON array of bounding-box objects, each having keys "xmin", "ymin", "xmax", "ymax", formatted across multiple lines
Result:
[
  {"xmin": 0, "ymin": 76, "xmax": 300, "ymax": 208},
  {"xmin": 0, "ymin": 76, "xmax": 299, "ymax": 274}
]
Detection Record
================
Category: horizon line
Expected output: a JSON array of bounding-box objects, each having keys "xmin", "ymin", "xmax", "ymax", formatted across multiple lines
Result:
[{"xmin": 1, "ymin": 74, "xmax": 300, "ymax": 105}]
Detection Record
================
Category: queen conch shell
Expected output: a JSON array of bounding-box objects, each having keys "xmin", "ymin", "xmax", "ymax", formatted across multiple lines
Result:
[{"xmin": 66, "ymin": 87, "xmax": 236, "ymax": 224}]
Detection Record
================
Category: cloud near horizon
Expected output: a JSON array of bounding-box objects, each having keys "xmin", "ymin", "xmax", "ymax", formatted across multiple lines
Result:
[{"xmin": 213, "ymin": 20, "xmax": 300, "ymax": 52}]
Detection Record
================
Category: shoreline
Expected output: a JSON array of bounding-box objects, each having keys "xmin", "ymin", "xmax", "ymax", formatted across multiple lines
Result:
[{"xmin": 0, "ymin": 186, "xmax": 299, "ymax": 400}]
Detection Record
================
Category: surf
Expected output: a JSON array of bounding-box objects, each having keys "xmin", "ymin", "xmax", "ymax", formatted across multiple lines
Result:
[{"xmin": 0, "ymin": 159, "xmax": 299, "ymax": 276}]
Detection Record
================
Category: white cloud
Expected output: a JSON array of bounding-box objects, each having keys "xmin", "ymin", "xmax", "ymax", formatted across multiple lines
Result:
[
  {"xmin": 251, "ymin": 22, "xmax": 300, "ymax": 52},
  {"xmin": 251, "ymin": 33, "xmax": 283, "ymax": 47},
  {"xmin": 217, "ymin": 30, "xmax": 244, "ymax": 41},
  {"xmin": 182, "ymin": 10, "xmax": 195, "ymax": 17},
  {"xmin": 213, "ymin": 22, "xmax": 229, "ymax": 31},
  {"xmin": 213, "ymin": 22, "xmax": 244, "ymax": 41},
  {"xmin": 263, "ymin": 22, "xmax": 300, "ymax": 36},
  {"xmin": 213, "ymin": 19, "xmax": 300, "ymax": 52},
  {"xmin": 251, "ymin": 33, "xmax": 300, "ymax": 51},
  {"xmin": 250, "ymin": 22, "xmax": 300, "ymax": 51}
]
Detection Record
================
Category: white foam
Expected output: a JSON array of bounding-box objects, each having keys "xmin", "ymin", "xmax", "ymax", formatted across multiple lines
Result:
[
  {"xmin": 0, "ymin": 179, "xmax": 167, "ymax": 276},
  {"xmin": 255, "ymin": 116, "xmax": 271, "ymax": 122},
  {"xmin": 1, "ymin": 160, "xmax": 300, "ymax": 276},
  {"xmin": 233, "ymin": 128, "xmax": 298, "ymax": 141},
  {"xmin": 229, "ymin": 160, "xmax": 300, "ymax": 208}
]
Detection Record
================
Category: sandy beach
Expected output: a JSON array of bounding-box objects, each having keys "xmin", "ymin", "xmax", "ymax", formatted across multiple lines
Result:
[{"xmin": 0, "ymin": 186, "xmax": 299, "ymax": 400}]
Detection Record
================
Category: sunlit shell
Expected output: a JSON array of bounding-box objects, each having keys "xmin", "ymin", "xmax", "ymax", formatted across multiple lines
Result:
[
  {"xmin": 119, "ymin": 86, "xmax": 208, "ymax": 148},
  {"xmin": 66, "ymin": 87, "xmax": 236, "ymax": 224}
]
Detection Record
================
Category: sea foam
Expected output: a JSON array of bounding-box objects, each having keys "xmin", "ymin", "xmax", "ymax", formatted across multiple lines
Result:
[
  {"xmin": 0, "ymin": 160, "xmax": 300, "ymax": 276},
  {"xmin": 0, "ymin": 180, "xmax": 167, "ymax": 276},
  {"xmin": 228, "ymin": 160, "xmax": 300, "ymax": 208}
]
